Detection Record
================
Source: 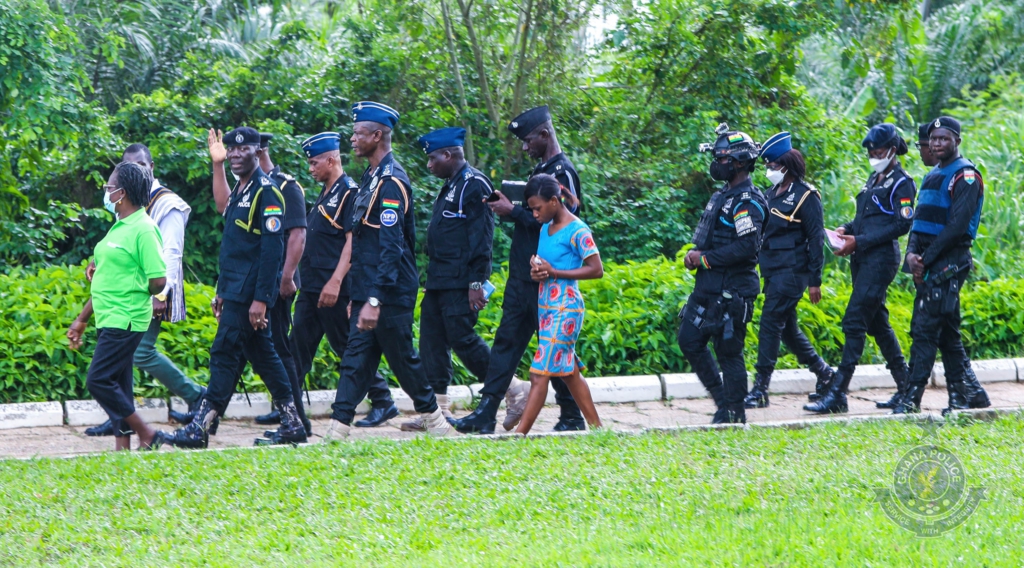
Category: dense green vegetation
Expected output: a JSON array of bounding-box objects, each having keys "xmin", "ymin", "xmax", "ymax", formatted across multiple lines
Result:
[
  {"xmin": 1, "ymin": 416, "xmax": 1022, "ymax": 564},
  {"xmin": 5, "ymin": 256, "xmax": 1024, "ymax": 404},
  {"xmin": 2, "ymin": 0, "xmax": 1023, "ymax": 402}
]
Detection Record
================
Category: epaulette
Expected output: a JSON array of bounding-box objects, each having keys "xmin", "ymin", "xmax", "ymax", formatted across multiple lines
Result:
[{"xmin": 345, "ymin": 177, "xmax": 359, "ymax": 189}]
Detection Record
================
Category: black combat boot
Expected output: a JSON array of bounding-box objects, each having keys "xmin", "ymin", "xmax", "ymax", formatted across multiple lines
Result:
[
  {"xmin": 264, "ymin": 418, "xmax": 312, "ymax": 439},
  {"xmin": 892, "ymin": 382, "xmax": 926, "ymax": 415},
  {"xmin": 807, "ymin": 359, "xmax": 835, "ymax": 401},
  {"xmin": 168, "ymin": 388, "xmax": 219, "ymax": 434},
  {"xmin": 256, "ymin": 400, "xmax": 308, "ymax": 446},
  {"xmin": 166, "ymin": 398, "xmax": 218, "ymax": 449},
  {"xmin": 452, "ymin": 395, "xmax": 500, "ymax": 435},
  {"xmin": 803, "ymin": 371, "xmax": 849, "ymax": 414},
  {"xmin": 744, "ymin": 373, "xmax": 771, "ymax": 409},
  {"xmin": 553, "ymin": 401, "xmax": 586, "ymax": 432},
  {"xmin": 712, "ymin": 404, "xmax": 746, "ymax": 424},
  {"xmin": 354, "ymin": 403, "xmax": 400, "ymax": 428},
  {"xmin": 877, "ymin": 363, "xmax": 910, "ymax": 409},
  {"xmin": 254, "ymin": 409, "xmax": 281, "ymax": 425},
  {"xmin": 963, "ymin": 367, "xmax": 991, "ymax": 408}
]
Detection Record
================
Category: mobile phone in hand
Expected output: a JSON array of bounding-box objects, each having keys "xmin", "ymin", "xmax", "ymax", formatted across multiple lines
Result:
[{"xmin": 482, "ymin": 281, "xmax": 496, "ymax": 300}]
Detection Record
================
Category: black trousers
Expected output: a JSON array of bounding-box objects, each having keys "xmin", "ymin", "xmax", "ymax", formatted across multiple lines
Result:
[
  {"xmin": 677, "ymin": 295, "xmax": 750, "ymax": 411},
  {"xmin": 86, "ymin": 327, "xmax": 145, "ymax": 436},
  {"xmin": 207, "ymin": 300, "xmax": 293, "ymax": 415},
  {"xmin": 477, "ymin": 277, "xmax": 582, "ymax": 420},
  {"xmin": 755, "ymin": 273, "xmax": 823, "ymax": 377},
  {"xmin": 419, "ymin": 288, "xmax": 491, "ymax": 395},
  {"xmin": 331, "ymin": 302, "xmax": 437, "ymax": 424},
  {"xmin": 836, "ymin": 260, "xmax": 907, "ymax": 387},
  {"xmin": 234, "ymin": 294, "xmax": 305, "ymax": 423},
  {"xmin": 907, "ymin": 270, "xmax": 971, "ymax": 391},
  {"xmin": 290, "ymin": 291, "xmax": 393, "ymax": 409}
]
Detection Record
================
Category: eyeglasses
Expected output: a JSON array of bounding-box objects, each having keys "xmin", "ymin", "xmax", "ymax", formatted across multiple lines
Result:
[{"xmin": 102, "ymin": 185, "xmax": 122, "ymax": 192}]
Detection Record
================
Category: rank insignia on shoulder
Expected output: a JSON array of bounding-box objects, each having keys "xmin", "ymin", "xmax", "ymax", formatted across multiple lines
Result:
[
  {"xmin": 383, "ymin": 164, "xmax": 392, "ymax": 176},
  {"xmin": 263, "ymin": 204, "xmax": 283, "ymax": 216},
  {"xmin": 265, "ymin": 217, "xmax": 282, "ymax": 232},
  {"xmin": 281, "ymin": 173, "xmax": 294, "ymax": 181},
  {"xmin": 380, "ymin": 209, "xmax": 398, "ymax": 227},
  {"xmin": 556, "ymin": 164, "xmax": 562, "ymax": 170},
  {"xmin": 740, "ymin": 191, "xmax": 751, "ymax": 201},
  {"xmin": 964, "ymin": 170, "xmax": 976, "ymax": 184},
  {"xmin": 464, "ymin": 170, "xmax": 472, "ymax": 180},
  {"xmin": 346, "ymin": 178, "xmax": 358, "ymax": 189},
  {"xmin": 261, "ymin": 177, "xmax": 272, "ymax": 185}
]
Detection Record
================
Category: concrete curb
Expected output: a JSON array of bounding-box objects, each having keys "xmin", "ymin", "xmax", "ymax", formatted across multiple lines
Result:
[{"xmin": 4, "ymin": 357, "xmax": 1023, "ymax": 431}]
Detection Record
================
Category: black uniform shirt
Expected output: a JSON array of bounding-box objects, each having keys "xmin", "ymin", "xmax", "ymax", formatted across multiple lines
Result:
[
  {"xmin": 217, "ymin": 166, "xmax": 285, "ymax": 307},
  {"xmin": 425, "ymin": 162, "xmax": 494, "ymax": 290},
  {"xmin": 349, "ymin": 152, "xmax": 419, "ymax": 308},
  {"xmin": 300, "ymin": 173, "xmax": 359, "ymax": 295},
  {"xmin": 505, "ymin": 152, "xmax": 581, "ymax": 282},
  {"xmin": 760, "ymin": 179, "xmax": 825, "ymax": 286},
  {"xmin": 907, "ymin": 160, "xmax": 982, "ymax": 270},
  {"xmin": 693, "ymin": 178, "xmax": 767, "ymax": 299},
  {"xmin": 268, "ymin": 166, "xmax": 307, "ymax": 290},
  {"xmin": 840, "ymin": 164, "xmax": 916, "ymax": 265}
]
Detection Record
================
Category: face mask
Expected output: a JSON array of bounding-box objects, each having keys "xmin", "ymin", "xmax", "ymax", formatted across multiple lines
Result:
[
  {"xmin": 765, "ymin": 167, "xmax": 787, "ymax": 186},
  {"xmin": 869, "ymin": 148, "xmax": 895, "ymax": 174},
  {"xmin": 103, "ymin": 188, "xmax": 122, "ymax": 215},
  {"xmin": 709, "ymin": 160, "xmax": 735, "ymax": 182}
]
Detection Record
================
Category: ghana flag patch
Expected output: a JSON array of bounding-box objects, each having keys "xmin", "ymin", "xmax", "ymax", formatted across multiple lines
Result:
[
  {"xmin": 733, "ymin": 209, "xmax": 749, "ymax": 220},
  {"xmin": 728, "ymin": 133, "xmax": 744, "ymax": 143},
  {"xmin": 382, "ymin": 199, "xmax": 401, "ymax": 209},
  {"xmin": 264, "ymin": 204, "xmax": 283, "ymax": 216},
  {"xmin": 900, "ymin": 198, "xmax": 911, "ymax": 207}
]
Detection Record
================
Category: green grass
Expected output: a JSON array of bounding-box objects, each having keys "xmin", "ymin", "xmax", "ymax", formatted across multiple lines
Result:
[{"xmin": 2, "ymin": 416, "xmax": 1023, "ymax": 566}]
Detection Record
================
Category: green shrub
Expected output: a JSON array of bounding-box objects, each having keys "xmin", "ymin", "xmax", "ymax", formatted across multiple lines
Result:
[{"xmin": 3, "ymin": 259, "xmax": 1024, "ymax": 404}]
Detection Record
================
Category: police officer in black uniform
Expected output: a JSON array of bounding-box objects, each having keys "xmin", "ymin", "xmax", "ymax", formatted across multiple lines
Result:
[
  {"xmin": 805, "ymin": 123, "xmax": 914, "ymax": 414},
  {"xmin": 243, "ymin": 133, "xmax": 308, "ymax": 434},
  {"xmin": 404, "ymin": 127, "xmax": 494, "ymax": 431},
  {"xmin": 678, "ymin": 124, "xmax": 767, "ymax": 424},
  {"xmin": 323, "ymin": 102, "xmax": 451, "ymax": 440},
  {"xmin": 286, "ymin": 132, "xmax": 398, "ymax": 431},
  {"xmin": 896, "ymin": 116, "xmax": 990, "ymax": 414},
  {"xmin": 744, "ymin": 132, "xmax": 834, "ymax": 408},
  {"xmin": 167, "ymin": 127, "xmax": 306, "ymax": 448},
  {"xmin": 454, "ymin": 105, "xmax": 584, "ymax": 434}
]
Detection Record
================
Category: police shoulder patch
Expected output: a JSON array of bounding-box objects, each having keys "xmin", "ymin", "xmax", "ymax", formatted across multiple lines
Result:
[
  {"xmin": 735, "ymin": 215, "xmax": 755, "ymax": 236},
  {"xmin": 901, "ymin": 206, "xmax": 914, "ymax": 219},
  {"xmin": 380, "ymin": 209, "xmax": 399, "ymax": 227},
  {"xmin": 964, "ymin": 169, "xmax": 977, "ymax": 184},
  {"xmin": 265, "ymin": 216, "xmax": 282, "ymax": 233}
]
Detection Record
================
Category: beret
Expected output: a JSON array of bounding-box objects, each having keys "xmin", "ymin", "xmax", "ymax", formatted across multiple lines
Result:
[
  {"xmin": 507, "ymin": 105, "xmax": 551, "ymax": 140},
  {"xmin": 224, "ymin": 127, "xmax": 260, "ymax": 147}
]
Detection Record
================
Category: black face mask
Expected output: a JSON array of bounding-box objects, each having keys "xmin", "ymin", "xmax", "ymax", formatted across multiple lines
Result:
[{"xmin": 709, "ymin": 160, "xmax": 735, "ymax": 182}]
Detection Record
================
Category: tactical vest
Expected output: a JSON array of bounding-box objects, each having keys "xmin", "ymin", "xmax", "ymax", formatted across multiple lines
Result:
[{"xmin": 912, "ymin": 157, "xmax": 983, "ymax": 238}]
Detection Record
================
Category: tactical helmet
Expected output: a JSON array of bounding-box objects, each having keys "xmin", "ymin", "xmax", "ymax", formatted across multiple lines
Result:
[{"xmin": 700, "ymin": 123, "xmax": 760, "ymax": 163}]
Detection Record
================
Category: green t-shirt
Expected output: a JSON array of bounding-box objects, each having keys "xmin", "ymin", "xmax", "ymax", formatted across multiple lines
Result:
[{"xmin": 91, "ymin": 209, "xmax": 167, "ymax": 330}]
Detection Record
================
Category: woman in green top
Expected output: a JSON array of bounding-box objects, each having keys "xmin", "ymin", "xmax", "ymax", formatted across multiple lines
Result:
[{"xmin": 67, "ymin": 162, "xmax": 170, "ymax": 451}]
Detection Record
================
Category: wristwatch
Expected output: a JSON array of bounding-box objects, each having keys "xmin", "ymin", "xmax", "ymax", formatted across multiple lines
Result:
[
  {"xmin": 469, "ymin": 282, "xmax": 482, "ymax": 291},
  {"xmin": 367, "ymin": 297, "xmax": 381, "ymax": 307},
  {"xmin": 155, "ymin": 293, "xmax": 168, "ymax": 302}
]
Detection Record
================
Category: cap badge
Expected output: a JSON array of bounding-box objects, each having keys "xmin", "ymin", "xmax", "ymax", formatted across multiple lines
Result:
[
  {"xmin": 235, "ymin": 134, "xmax": 244, "ymax": 143},
  {"xmin": 934, "ymin": 119, "xmax": 942, "ymax": 128},
  {"xmin": 511, "ymin": 121, "xmax": 518, "ymax": 128}
]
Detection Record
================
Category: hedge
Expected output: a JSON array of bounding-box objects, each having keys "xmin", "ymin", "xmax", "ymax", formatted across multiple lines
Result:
[{"xmin": 3, "ymin": 256, "xmax": 1023, "ymax": 404}]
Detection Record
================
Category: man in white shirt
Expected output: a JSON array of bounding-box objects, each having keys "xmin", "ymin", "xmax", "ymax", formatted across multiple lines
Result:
[{"xmin": 85, "ymin": 144, "xmax": 205, "ymax": 436}]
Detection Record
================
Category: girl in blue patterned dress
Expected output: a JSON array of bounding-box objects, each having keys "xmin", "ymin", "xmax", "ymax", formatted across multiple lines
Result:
[{"xmin": 516, "ymin": 174, "xmax": 604, "ymax": 435}]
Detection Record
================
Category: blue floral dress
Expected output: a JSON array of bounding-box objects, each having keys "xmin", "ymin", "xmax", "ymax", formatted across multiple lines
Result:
[{"xmin": 530, "ymin": 218, "xmax": 599, "ymax": 376}]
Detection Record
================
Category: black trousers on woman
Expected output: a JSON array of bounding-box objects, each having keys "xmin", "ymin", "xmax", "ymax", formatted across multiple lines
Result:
[{"xmin": 86, "ymin": 327, "xmax": 145, "ymax": 436}]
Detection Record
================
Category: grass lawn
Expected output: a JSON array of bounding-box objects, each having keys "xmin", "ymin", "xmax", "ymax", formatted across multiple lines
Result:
[{"xmin": 1, "ymin": 414, "xmax": 1021, "ymax": 566}]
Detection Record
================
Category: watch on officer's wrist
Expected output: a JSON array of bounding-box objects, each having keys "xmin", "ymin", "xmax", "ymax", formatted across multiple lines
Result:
[
  {"xmin": 154, "ymin": 293, "xmax": 168, "ymax": 302},
  {"xmin": 469, "ymin": 282, "xmax": 482, "ymax": 291},
  {"xmin": 367, "ymin": 297, "xmax": 381, "ymax": 308}
]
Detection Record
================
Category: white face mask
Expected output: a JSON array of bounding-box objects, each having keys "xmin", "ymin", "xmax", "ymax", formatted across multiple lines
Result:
[
  {"xmin": 869, "ymin": 148, "xmax": 895, "ymax": 174},
  {"xmin": 765, "ymin": 167, "xmax": 787, "ymax": 186}
]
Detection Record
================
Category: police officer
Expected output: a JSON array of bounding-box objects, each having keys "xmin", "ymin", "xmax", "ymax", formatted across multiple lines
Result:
[
  {"xmin": 323, "ymin": 102, "xmax": 451, "ymax": 440},
  {"xmin": 805, "ymin": 123, "xmax": 914, "ymax": 414},
  {"xmin": 455, "ymin": 105, "xmax": 584, "ymax": 434},
  {"xmin": 744, "ymin": 132, "xmax": 834, "ymax": 409},
  {"xmin": 678, "ymin": 123, "xmax": 767, "ymax": 424},
  {"xmin": 239, "ymin": 133, "xmax": 308, "ymax": 434},
  {"xmin": 916, "ymin": 122, "xmax": 939, "ymax": 169},
  {"xmin": 289, "ymin": 132, "xmax": 398, "ymax": 429},
  {"xmin": 167, "ymin": 127, "xmax": 306, "ymax": 448},
  {"xmin": 895, "ymin": 116, "xmax": 991, "ymax": 414},
  {"xmin": 402, "ymin": 127, "xmax": 494, "ymax": 431}
]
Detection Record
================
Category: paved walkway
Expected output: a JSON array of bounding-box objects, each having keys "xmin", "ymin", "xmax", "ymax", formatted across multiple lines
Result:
[{"xmin": 3, "ymin": 383, "xmax": 1023, "ymax": 460}]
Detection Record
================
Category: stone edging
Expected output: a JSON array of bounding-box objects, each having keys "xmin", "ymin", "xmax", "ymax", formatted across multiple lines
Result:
[{"xmin": 2, "ymin": 359, "xmax": 1022, "ymax": 430}]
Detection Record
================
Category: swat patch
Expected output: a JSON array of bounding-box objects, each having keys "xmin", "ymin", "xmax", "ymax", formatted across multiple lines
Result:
[
  {"xmin": 964, "ymin": 170, "xmax": 976, "ymax": 184},
  {"xmin": 265, "ymin": 217, "xmax": 282, "ymax": 232},
  {"xmin": 380, "ymin": 209, "xmax": 398, "ymax": 227},
  {"xmin": 735, "ymin": 215, "xmax": 755, "ymax": 236}
]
